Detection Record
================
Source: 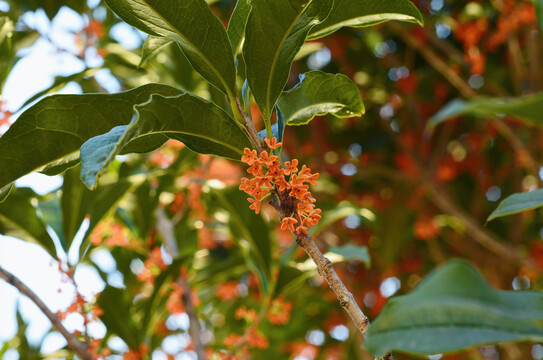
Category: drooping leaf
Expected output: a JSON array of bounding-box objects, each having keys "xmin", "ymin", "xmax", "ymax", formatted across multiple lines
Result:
[
  {"xmin": 487, "ymin": 189, "xmax": 543, "ymax": 222},
  {"xmin": 277, "ymin": 71, "xmax": 364, "ymax": 125},
  {"xmin": 0, "ymin": 83, "xmax": 181, "ymax": 189},
  {"xmin": 365, "ymin": 260, "xmax": 543, "ymax": 357},
  {"xmin": 104, "ymin": 0, "xmax": 237, "ymax": 97},
  {"xmin": 308, "ymin": 0, "xmax": 424, "ymax": 40},
  {"xmin": 139, "ymin": 35, "xmax": 174, "ymax": 67},
  {"xmin": 243, "ymin": 0, "xmax": 333, "ymax": 129},
  {"xmin": 80, "ymin": 93, "xmax": 252, "ymax": 189},
  {"xmin": 428, "ymin": 93, "xmax": 543, "ymax": 129},
  {"xmin": 327, "ymin": 244, "xmax": 371, "ymax": 267},
  {"xmin": 227, "ymin": 0, "xmax": 251, "ymax": 56},
  {"xmin": 0, "ymin": 187, "xmax": 57, "ymax": 258}
]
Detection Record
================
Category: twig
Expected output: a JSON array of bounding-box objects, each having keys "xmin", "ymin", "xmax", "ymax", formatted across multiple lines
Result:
[
  {"xmin": 180, "ymin": 277, "xmax": 206, "ymax": 360},
  {"xmin": 0, "ymin": 265, "xmax": 93, "ymax": 360},
  {"xmin": 154, "ymin": 209, "xmax": 206, "ymax": 360}
]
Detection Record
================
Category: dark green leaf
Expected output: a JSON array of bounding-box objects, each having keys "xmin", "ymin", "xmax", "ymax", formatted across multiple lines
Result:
[
  {"xmin": 308, "ymin": 0, "xmax": 424, "ymax": 40},
  {"xmin": 104, "ymin": 0, "xmax": 237, "ymax": 98},
  {"xmin": 243, "ymin": 0, "xmax": 333, "ymax": 129},
  {"xmin": 97, "ymin": 285, "xmax": 142, "ymax": 349},
  {"xmin": 327, "ymin": 244, "xmax": 370, "ymax": 267},
  {"xmin": 428, "ymin": 93, "xmax": 543, "ymax": 129},
  {"xmin": 80, "ymin": 93, "xmax": 251, "ymax": 189},
  {"xmin": 536, "ymin": 0, "xmax": 543, "ymax": 32},
  {"xmin": 212, "ymin": 186, "xmax": 272, "ymax": 294},
  {"xmin": 61, "ymin": 166, "xmax": 94, "ymax": 249},
  {"xmin": 38, "ymin": 192, "xmax": 66, "ymax": 251},
  {"xmin": 277, "ymin": 71, "xmax": 364, "ymax": 125},
  {"xmin": 227, "ymin": 0, "xmax": 251, "ymax": 56},
  {"xmin": 40, "ymin": 152, "xmax": 81, "ymax": 176},
  {"xmin": 0, "ymin": 187, "xmax": 57, "ymax": 258},
  {"xmin": 0, "ymin": 83, "xmax": 181, "ymax": 189},
  {"xmin": 0, "ymin": 184, "xmax": 13, "ymax": 203},
  {"xmin": 487, "ymin": 189, "xmax": 543, "ymax": 222},
  {"xmin": 365, "ymin": 260, "xmax": 543, "ymax": 357}
]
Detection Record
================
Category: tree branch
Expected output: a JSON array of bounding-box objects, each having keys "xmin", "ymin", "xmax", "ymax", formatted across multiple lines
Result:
[{"xmin": 0, "ymin": 265, "xmax": 93, "ymax": 360}]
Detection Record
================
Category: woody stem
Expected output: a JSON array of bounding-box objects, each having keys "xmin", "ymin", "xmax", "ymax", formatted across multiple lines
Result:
[{"xmin": 0, "ymin": 265, "xmax": 93, "ymax": 360}]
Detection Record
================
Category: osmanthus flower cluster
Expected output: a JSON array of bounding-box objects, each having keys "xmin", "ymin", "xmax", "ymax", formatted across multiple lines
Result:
[{"xmin": 240, "ymin": 137, "xmax": 322, "ymax": 236}]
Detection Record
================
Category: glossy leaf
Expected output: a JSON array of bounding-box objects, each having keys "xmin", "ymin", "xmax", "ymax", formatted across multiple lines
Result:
[
  {"xmin": 0, "ymin": 187, "xmax": 57, "ymax": 258},
  {"xmin": 243, "ymin": 0, "xmax": 333, "ymax": 129},
  {"xmin": 80, "ymin": 93, "xmax": 252, "ymax": 189},
  {"xmin": 227, "ymin": 0, "xmax": 251, "ymax": 56},
  {"xmin": 487, "ymin": 189, "xmax": 543, "ymax": 222},
  {"xmin": 308, "ymin": 0, "xmax": 424, "ymax": 40},
  {"xmin": 428, "ymin": 93, "xmax": 543, "ymax": 129},
  {"xmin": 327, "ymin": 244, "xmax": 370, "ymax": 267},
  {"xmin": 139, "ymin": 35, "xmax": 173, "ymax": 67},
  {"xmin": 0, "ymin": 83, "xmax": 181, "ymax": 189},
  {"xmin": 365, "ymin": 260, "xmax": 543, "ymax": 357},
  {"xmin": 40, "ymin": 152, "xmax": 81, "ymax": 176},
  {"xmin": 277, "ymin": 71, "xmax": 364, "ymax": 125},
  {"xmin": 104, "ymin": 0, "xmax": 237, "ymax": 97}
]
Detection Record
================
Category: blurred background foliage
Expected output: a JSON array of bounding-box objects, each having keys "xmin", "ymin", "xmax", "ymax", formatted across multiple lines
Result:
[{"xmin": 0, "ymin": 0, "xmax": 543, "ymax": 359}]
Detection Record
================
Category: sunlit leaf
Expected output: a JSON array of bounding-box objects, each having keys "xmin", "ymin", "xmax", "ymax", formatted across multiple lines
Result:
[
  {"xmin": 0, "ymin": 84, "xmax": 181, "ymax": 189},
  {"xmin": 308, "ymin": 0, "xmax": 424, "ymax": 40},
  {"xmin": 227, "ymin": 0, "xmax": 251, "ymax": 56},
  {"xmin": 365, "ymin": 260, "xmax": 543, "ymax": 357},
  {"xmin": 243, "ymin": 0, "xmax": 333, "ymax": 129},
  {"xmin": 80, "ymin": 93, "xmax": 252, "ymax": 189},
  {"xmin": 105, "ymin": 0, "xmax": 237, "ymax": 97},
  {"xmin": 327, "ymin": 244, "xmax": 370, "ymax": 267},
  {"xmin": 277, "ymin": 71, "xmax": 364, "ymax": 125},
  {"xmin": 139, "ymin": 35, "xmax": 173, "ymax": 67}
]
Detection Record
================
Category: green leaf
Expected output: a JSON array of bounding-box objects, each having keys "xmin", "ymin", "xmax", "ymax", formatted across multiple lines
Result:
[
  {"xmin": 327, "ymin": 244, "xmax": 370, "ymax": 267},
  {"xmin": 535, "ymin": 0, "xmax": 543, "ymax": 32},
  {"xmin": 139, "ymin": 35, "xmax": 173, "ymax": 67},
  {"xmin": 365, "ymin": 260, "xmax": 543, "ymax": 357},
  {"xmin": 0, "ymin": 83, "xmax": 181, "ymax": 189},
  {"xmin": 487, "ymin": 188, "xmax": 543, "ymax": 222},
  {"xmin": 80, "ymin": 93, "xmax": 252, "ymax": 189},
  {"xmin": 243, "ymin": 0, "xmax": 333, "ymax": 130},
  {"xmin": 310, "ymin": 201, "xmax": 375, "ymax": 236},
  {"xmin": 104, "ymin": 0, "xmax": 237, "ymax": 97},
  {"xmin": 0, "ymin": 184, "xmax": 13, "ymax": 203},
  {"xmin": 428, "ymin": 93, "xmax": 543, "ymax": 129},
  {"xmin": 227, "ymin": 0, "xmax": 251, "ymax": 56},
  {"xmin": 0, "ymin": 187, "xmax": 57, "ymax": 258},
  {"xmin": 212, "ymin": 186, "xmax": 272, "ymax": 294},
  {"xmin": 38, "ymin": 192, "xmax": 66, "ymax": 251},
  {"xmin": 308, "ymin": 0, "xmax": 424, "ymax": 40},
  {"xmin": 97, "ymin": 285, "xmax": 142, "ymax": 349},
  {"xmin": 277, "ymin": 71, "xmax": 364, "ymax": 125},
  {"xmin": 39, "ymin": 152, "xmax": 81, "ymax": 176}
]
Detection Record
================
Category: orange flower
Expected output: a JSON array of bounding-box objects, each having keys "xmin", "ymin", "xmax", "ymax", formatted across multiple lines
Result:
[
  {"xmin": 247, "ymin": 198, "xmax": 262, "ymax": 214},
  {"xmin": 264, "ymin": 137, "xmax": 282, "ymax": 149},
  {"xmin": 283, "ymin": 159, "xmax": 298, "ymax": 175},
  {"xmin": 241, "ymin": 148, "xmax": 258, "ymax": 165},
  {"xmin": 281, "ymin": 217, "xmax": 298, "ymax": 232},
  {"xmin": 215, "ymin": 281, "xmax": 240, "ymax": 300},
  {"xmin": 267, "ymin": 297, "xmax": 293, "ymax": 325}
]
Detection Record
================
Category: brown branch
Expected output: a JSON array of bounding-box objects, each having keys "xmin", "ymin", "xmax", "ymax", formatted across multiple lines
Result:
[
  {"xmin": 155, "ymin": 209, "xmax": 206, "ymax": 360},
  {"xmin": 180, "ymin": 278, "xmax": 206, "ymax": 360},
  {"xmin": 295, "ymin": 232, "xmax": 370, "ymax": 334},
  {"xmin": 0, "ymin": 265, "xmax": 93, "ymax": 360}
]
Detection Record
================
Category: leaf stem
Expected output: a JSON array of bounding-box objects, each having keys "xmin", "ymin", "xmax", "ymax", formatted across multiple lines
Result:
[{"xmin": 0, "ymin": 265, "xmax": 93, "ymax": 360}]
